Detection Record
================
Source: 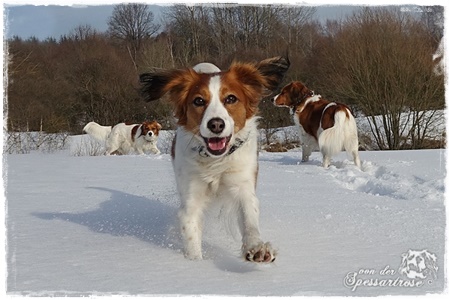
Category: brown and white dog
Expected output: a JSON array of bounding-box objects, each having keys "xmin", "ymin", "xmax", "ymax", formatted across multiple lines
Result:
[
  {"xmin": 83, "ymin": 121, "xmax": 162, "ymax": 155},
  {"xmin": 139, "ymin": 57, "xmax": 289, "ymax": 262},
  {"xmin": 272, "ymin": 81, "xmax": 361, "ymax": 168}
]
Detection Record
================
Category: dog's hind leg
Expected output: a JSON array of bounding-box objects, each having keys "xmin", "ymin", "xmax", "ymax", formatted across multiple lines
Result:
[
  {"xmin": 322, "ymin": 153, "xmax": 331, "ymax": 168},
  {"xmin": 105, "ymin": 145, "xmax": 119, "ymax": 156},
  {"xmin": 352, "ymin": 150, "xmax": 361, "ymax": 169},
  {"xmin": 347, "ymin": 137, "xmax": 361, "ymax": 169},
  {"xmin": 105, "ymin": 135, "xmax": 120, "ymax": 155},
  {"xmin": 343, "ymin": 128, "xmax": 361, "ymax": 169}
]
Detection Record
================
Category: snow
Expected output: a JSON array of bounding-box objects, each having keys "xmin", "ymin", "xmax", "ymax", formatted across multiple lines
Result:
[{"xmin": 3, "ymin": 133, "xmax": 447, "ymax": 296}]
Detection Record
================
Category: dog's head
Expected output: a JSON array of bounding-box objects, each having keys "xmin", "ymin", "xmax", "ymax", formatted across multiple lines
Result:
[
  {"xmin": 140, "ymin": 120, "xmax": 162, "ymax": 141},
  {"xmin": 398, "ymin": 249, "xmax": 438, "ymax": 279},
  {"xmin": 272, "ymin": 81, "xmax": 314, "ymax": 109},
  {"xmin": 140, "ymin": 56, "xmax": 289, "ymax": 157}
]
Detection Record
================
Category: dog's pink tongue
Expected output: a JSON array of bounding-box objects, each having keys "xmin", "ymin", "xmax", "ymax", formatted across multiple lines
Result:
[{"xmin": 208, "ymin": 137, "xmax": 227, "ymax": 151}]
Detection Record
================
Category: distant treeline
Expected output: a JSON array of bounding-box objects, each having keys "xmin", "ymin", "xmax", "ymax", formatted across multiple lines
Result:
[{"xmin": 5, "ymin": 4, "xmax": 444, "ymax": 149}]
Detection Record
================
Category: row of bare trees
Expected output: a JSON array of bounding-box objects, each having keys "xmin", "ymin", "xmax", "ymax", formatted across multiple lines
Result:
[
  {"xmin": 5, "ymin": 4, "xmax": 445, "ymax": 149},
  {"xmin": 308, "ymin": 8, "xmax": 445, "ymax": 149}
]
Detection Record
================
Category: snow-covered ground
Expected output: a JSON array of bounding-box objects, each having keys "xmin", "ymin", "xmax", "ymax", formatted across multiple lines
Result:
[{"xmin": 3, "ymin": 135, "xmax": 447, "ymax": 296}]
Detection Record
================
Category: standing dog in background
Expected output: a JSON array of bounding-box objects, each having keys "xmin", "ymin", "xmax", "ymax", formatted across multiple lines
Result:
[
  {"xmin": 83, "ymin": 121, "xmax": 162, "ymax": 155},
  {"xmin": 139, "ymin": 56, "xmax": 289, "ymax": 263},
  {"xmin": 272, "ymin": 81, "xmax": 361, "ymax": 168}
]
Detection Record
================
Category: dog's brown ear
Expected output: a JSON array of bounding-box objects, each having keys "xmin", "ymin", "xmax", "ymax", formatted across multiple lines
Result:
[
  {"xmin": 139, "ymin": 69, "xmax": 186, "ymax": 102},
  {"xmin": 257, "ymin": 56, "xmax": 290, "ymax": 91},
  {"xmin": 140, "ymin": 122, "xmax": 150, "ymax": 134},
  {"xmin": 284, "ymin": 81, "xmax": 312, "ymax": 101},
  {"xmin": 302, "ymin": 85, "xmax": 315, "ymax": 100},
  {"xmin": 289, "ymin": 82, "xmax": 303, "ymax": 99},
  {"xmin": 140, "ymin": 68, "xmax": 201, "ymax": 124}
]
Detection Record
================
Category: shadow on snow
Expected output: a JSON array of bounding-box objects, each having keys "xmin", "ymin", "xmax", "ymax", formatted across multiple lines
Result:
[
  {"xmin": 32, "ymin": 187, "xmax": 181, "ymax": 251},
  {"xmin": 32, "ymin": 187, "xmax": 258, "ymax": 273}
]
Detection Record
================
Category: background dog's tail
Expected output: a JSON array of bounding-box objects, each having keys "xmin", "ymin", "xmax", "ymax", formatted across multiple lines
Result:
[
  {"xmin": 319, "ymin": 109, "xmax": 360, "ymax": 166},
  {"xmin": 83, "ymin": 122, "xmax": 112, "ymax": 143}
]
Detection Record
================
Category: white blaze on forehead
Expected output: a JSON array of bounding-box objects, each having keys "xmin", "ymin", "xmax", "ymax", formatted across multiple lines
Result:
[{"xmin": 199, "ymin": 75, "xmax": 234, "ymax": 138}]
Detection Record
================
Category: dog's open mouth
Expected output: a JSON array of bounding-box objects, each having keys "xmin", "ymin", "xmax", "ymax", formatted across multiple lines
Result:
[{"xmin": 203, "ymin": 136, "xmax": 232, "ymax": 156}]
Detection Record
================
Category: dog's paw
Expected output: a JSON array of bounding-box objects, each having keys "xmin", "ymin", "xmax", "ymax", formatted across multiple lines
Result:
[
  {"xmin": 244, "ymin": 242, "xmax": 277, "ymax": 263},
  {"xmin": 184, "ymin": 252, "xmax": 203, "ymax": 261}
]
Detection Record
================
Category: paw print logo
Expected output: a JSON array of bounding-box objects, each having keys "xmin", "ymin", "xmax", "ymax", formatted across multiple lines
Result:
[{"xmin": 398, "ymin": 249, "xmax": 438, "ymax": 280}]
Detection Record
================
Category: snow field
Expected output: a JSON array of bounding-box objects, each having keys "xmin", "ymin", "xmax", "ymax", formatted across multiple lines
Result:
[{"xmin": 4, "ymin": 139, "xmax": 447, "ymax": 296}]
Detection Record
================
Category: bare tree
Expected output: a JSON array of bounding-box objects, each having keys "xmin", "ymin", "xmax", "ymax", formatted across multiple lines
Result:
[
  {"xmin": 421, "ymin": 5, "xmax": 444, "ymax": 42},
  {"xmin": 312, "ymin": 7, "xmax": 445, "ymax": 149},
  {"xmin": 278, "ymin": 6, "xmax": 316, "ymax": 50},
  {"xmin": 70, "ymin": 24, "xmax": 97, "ymax": 41},
  {"xmin": 209, "ymin": 5, "xmax": 240, "ymax": 57},
  {"xmin": 6, "ymin": 4, "xmax": 444, "ymax": 146},
  {"xmin": 108, "ymin": 3, "xmax": 160, "ymax": 69},
  {"xmin": 163, "ymin": 5, "xmax": 211, "ymax": 64}
]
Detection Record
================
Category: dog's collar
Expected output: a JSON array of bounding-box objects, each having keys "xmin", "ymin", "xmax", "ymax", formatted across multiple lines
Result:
[
  {"xmin": 193, "ymin": 134, "xmax": 249, "ymax": 158},
  {"xmin": 291, "ymin": 90, "xmax": 315, "ymax": 115}
]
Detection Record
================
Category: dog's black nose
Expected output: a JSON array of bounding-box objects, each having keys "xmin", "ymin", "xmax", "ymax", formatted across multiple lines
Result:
[{"xmin": 207, "ymin": 118, "xmax": 225, "ymax": 134}]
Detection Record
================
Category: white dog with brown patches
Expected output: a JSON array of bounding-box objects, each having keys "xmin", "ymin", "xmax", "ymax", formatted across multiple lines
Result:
[
  {"xmin": 272, "ymin": 81, "xmax": 360, "ymax": 169},
  {"xmin": 83, "ymin": 121, "xmax": 162, "ymax": 155},
  {"xmin": 140, "ymin": 57, "xmax": 289, "ymax": 263}
]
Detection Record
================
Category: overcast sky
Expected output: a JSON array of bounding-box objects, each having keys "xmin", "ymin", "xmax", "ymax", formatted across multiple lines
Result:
[
  {"xmin": 1, "ymin": 4, "xmax": 389, "ymax": 41},
  {"xmin": 2, "ymin": 2, "xmax": 444, "ymax": 41}
]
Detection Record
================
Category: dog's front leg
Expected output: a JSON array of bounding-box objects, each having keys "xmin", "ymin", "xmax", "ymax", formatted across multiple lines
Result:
[
  {"xmin": 177, "ymin": 180, "xmax": 210, "ymax": 260},
  {"xmin": 151, "ymin": 145, "xmax": 161, "ymax": 155},
  {"xmin": 178, "ymin": 206, "xmax": 203, "ymax": 260},
  {"xmin": 301, "ymin": 144, "xmax": 312, "ymax": 162},
  {"xmin": 238, "ymin": 190, "xmax": 277, "ymax": 263},
  {"xmin": 299, "ymin": 130, "xmax": 313, "ymax": 162}
]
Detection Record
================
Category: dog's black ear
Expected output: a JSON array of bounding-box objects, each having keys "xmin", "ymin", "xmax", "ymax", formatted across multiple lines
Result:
[
  {"xmin": 257, "ymin": 56, "xmax": 290, "ymax": 91},
  {"xmin": 139, "ymin": 70, "xmax": 174, "ymax": 102}
]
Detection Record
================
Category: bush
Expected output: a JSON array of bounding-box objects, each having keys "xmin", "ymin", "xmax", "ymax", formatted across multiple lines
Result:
[{"xmin": 5, "ymin": 131, "xmax": 70, "ymax": 154}]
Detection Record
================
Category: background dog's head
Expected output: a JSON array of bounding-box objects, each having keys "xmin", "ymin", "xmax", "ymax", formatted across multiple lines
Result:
[
  {"xmin": 272, "ymin": 81, "xmax": 314, "ymax": 109},
  {"xmin": 140, "ymin": 121, "xmax": 162, "ymax": 141},
  {"xmin": 139, "ymin": 57, "xmax": 289, "ymax": 156}
]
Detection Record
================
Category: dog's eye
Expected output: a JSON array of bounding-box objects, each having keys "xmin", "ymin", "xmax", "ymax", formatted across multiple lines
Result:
[
  {"xmin": 193, "ymin": 97, "xmax": 206, "ymax": 107},
  {"xmin": 225, "ymin": 95, "xmax": 237, "ymax": 105}
]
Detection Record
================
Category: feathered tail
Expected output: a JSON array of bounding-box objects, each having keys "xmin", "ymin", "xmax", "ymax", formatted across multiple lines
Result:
[{"xmin": 83, "ymin": 122, "xmax": 112, "ymax": 143}]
